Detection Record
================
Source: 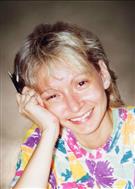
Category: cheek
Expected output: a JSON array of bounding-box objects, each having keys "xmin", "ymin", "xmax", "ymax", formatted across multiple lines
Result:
[
  {"xmin": 81, "ymin": 85, "xmax": 106, "ymax": 102},
  {"xmin": 45, "ymin": 103, "xmax": 66, "ymax": 119}
]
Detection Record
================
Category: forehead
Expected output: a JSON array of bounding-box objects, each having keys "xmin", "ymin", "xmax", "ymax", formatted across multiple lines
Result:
[
  {"xmin": 37, "ymin": 56, "xmax": 93, "ymax": 77},
  {"xmin": 38, "ymin": 64, "xmax": 84, "ymax": 82},
  {"xmin": 35, "ymin": 56, "xmax": 95, "ymax": 92}
]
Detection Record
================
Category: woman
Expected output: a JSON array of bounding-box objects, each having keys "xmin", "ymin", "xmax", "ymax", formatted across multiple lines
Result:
[{"xmin": 10, "ymin": 22, "xmax": 135, "ymax": 189}]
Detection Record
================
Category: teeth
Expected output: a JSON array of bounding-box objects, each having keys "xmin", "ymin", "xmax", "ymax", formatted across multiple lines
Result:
[{"xmin": 70, "ymin": 110, "xmax": 91, "ymax": 122}]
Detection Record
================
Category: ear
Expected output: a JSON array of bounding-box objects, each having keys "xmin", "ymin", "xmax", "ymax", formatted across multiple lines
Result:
[{"xmin": 98, "ymin": 60, "xmax": 111, "ymax": 89}]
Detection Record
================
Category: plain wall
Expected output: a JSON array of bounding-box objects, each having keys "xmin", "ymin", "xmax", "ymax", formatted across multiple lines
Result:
[{"xmin": 0, "ymin": 1, "xmax": 135, "ymax": 188}]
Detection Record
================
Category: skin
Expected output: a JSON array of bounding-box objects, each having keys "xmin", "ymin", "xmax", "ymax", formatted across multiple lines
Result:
[
  {"xmin": 36, "ymin": 59, "xmax": 113, "ymax": 148},
  {"xmin": 13, "ymin": 59, "xmax": 113, "ymax": 188}
]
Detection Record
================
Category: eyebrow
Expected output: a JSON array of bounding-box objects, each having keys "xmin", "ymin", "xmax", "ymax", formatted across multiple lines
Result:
[
  {"xmin": 40, "ymin": 71, "xmax": 91, "ymax": 95},
  {"xmin": 39, "ymin": 88, "xmax": 55, "ymax": 96}
]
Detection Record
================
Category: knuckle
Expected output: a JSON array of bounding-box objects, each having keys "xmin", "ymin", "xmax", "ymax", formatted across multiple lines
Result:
[
  {"xmin": 19, "ymin": 104, "xmax": 26, "ymax": 114},
  {"xmin": 19, "ymin": 107, "xmax": 23, "ymax": 114},
  {"xmin": 22, "ymin": 86, "xmax": 29, "ymax": 94}
]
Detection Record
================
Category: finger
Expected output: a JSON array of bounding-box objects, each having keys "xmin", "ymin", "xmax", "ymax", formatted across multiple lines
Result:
[
  {"xmin": 22, "ymin": 86, "xmax": 31, "ymax": 95},
  {"xmin": 18, "ymin": 94, "xmax": 33, "ymax": 115},
  {"xmin": 20, "ymin": 93, "xmax": 27, "ymax": 106},
  {"xmin": 16, "ymin": 93, "xmax": 21, "ymax": 105},
  {"xmin": 17, "ymin": 89, "xmax": 39, "ymax": 116},
  {"xmin": 22, "ymin": 96, "xmax": 38, "ymax": 117},
  {"xmin": 21, "ymin": 89, "xmax": 36, "ymax": 105},
  {"xmin": 16, "ymin": 93, "xmax": 25, "ymax": 114},
  {"xmin": 26, "ymin": 88, "xmax": 36, "ymax": 96},
  {"xmin": 18, "ymin": 93, "xmax": 32, "ymax": 113},
  {"xmin": 28, "ymin": 94, "xmax": 38, "ymax": 105},
  {"xmin": 36, "ymin": 95, "xmax": 44, "ymax": 107}
]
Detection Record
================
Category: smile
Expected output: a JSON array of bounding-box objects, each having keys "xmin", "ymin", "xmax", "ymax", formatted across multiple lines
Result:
[{"xmin": 69, "ymin": 109, "xmax": 93, "ymax": 124}]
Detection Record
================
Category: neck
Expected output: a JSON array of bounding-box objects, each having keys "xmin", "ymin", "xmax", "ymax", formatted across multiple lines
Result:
[{"xmin": 74, "ymin": 109, "xmax": 113, "ymax": 149}]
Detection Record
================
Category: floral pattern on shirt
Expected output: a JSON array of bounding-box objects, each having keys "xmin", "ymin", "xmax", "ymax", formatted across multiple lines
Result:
[{"xmin": 10, "ymin": 107, "xmax": 135, "ymax": 188}]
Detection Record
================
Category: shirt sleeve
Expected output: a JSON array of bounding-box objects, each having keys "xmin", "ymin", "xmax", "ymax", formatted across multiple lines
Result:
[{"xmin": 10, "ymin": 124, "xmax": 41, "ymax": 188}]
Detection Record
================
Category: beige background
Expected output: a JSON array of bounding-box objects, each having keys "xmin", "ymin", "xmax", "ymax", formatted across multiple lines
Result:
[{"xmin": 0, "ymin": 1, "xmax": 135, "ymax": 189}]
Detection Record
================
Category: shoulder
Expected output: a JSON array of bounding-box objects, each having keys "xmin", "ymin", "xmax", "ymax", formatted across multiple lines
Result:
[
  {"xmin": 117, "ymin": 106, "xmax": 135, "ymax": 149},
  {"xmin": 111, "ymin": 106, "xmax": 135, "ymax": 145},
  {"xmin": 112, "ymin": 106, "xmax": 135, "ymax": 121},
  {"xmin": 120, "ymin": 106, "xmax": 135, "ymax": 121},
  {"xmin": 123, "ymin": 106, "xmax": 135, "ymax": 114}
]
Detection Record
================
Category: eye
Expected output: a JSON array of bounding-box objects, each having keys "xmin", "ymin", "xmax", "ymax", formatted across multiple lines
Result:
[
  {"xmin": 78, "ymin": 80, "xmax": 88, "ymax": 87},
  {"xmin": 46, "ymin": 94, "xmax": 57, "ymax": 101}
]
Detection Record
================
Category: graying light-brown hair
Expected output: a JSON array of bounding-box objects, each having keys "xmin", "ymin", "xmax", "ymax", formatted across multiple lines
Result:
[{"xmin": 14, "ymin": 21, "xmax": 124, "ymax": 107}]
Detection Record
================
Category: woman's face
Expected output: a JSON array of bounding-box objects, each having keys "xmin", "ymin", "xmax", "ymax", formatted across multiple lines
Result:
[{"xmin": 36, "ymin": 60, "xmax": 111, "ymax": 136}]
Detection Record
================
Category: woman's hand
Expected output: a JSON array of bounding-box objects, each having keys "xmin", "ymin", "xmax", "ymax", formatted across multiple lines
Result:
[
  {"xmin": 16, "ymin": 86, "xmax": 60, "ymax": 140},
  {"xmin": 14, "ymin": 86, "xmax": 60, "ymax": 188}
]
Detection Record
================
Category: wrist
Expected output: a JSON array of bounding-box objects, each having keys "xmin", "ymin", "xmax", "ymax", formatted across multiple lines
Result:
[{"xmin": 41, "ymin": 125, "xmax": 59, "ymax": 143}]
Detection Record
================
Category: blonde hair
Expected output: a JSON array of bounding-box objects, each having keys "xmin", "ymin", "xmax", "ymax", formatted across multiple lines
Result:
[{"xmin": 14, "ymin": 21, "xmax": 124, "ymax": 107}]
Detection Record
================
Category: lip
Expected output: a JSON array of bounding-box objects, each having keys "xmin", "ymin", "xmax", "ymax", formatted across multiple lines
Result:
[{"xmin": 69, "ymin": 108, "xmax": 94, "ymax": 124}]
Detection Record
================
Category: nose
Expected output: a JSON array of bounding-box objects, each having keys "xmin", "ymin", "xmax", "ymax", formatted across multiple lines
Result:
[{"xmin": 65, "ymin": 93, "xmax": 82, "ymax": 113}]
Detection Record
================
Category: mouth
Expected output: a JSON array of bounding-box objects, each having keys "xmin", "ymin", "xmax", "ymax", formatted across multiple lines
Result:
[{"xmin": 69, "ymin": 109, "xmax": 94, "ymax": 124}]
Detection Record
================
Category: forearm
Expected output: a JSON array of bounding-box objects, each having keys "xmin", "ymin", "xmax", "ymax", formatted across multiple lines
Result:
[{"xmin": 13, "ymin": 129, "xmax": 57, "ymax": 189}]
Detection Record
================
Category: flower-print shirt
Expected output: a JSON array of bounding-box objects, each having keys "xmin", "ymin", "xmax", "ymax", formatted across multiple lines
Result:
[{"xmin": 10, "ymin": 106, "xmax": 135, "ymax": 188}]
